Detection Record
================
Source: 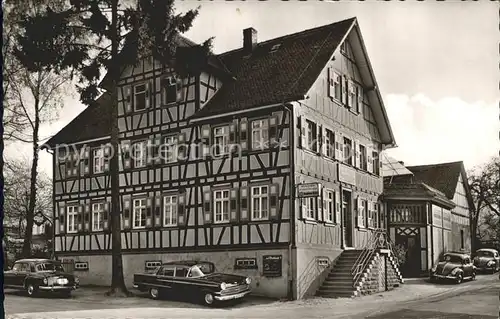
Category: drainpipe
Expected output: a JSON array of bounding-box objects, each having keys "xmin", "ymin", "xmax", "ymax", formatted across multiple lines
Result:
[{"xmin": 285, "ymin": 102, "xmax": 295, "ymax": 301}]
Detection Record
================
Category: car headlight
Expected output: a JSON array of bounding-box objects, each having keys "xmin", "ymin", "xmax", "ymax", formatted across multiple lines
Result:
[
  {"xmin": 245, "ymin": 277, "xmax": 251, "ymax": 285},
  {"xmin": 431, "ymin": 265, "xmax": 437, "ymax": 273},
  {"xmin": 220, "ymin": 282, "xmax": 227, "ymax": 290},
  {"xmin": 451, "ymin": 268, "xmax": 459, "ymax": 275},
  {"xmin": 43, "ymin": 278, "xmax": 48, "ymax": 285},
  {"xmin": 75, "ymin": 277, "xmax": 80, "ymax": 284},
  {"xmin": 487, "ymin": 260, "xmax": 495, "ymax": 266}
]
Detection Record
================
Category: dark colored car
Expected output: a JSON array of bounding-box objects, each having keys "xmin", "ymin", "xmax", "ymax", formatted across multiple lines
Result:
[
  {"xmin": 133, "ymin": 260, "xmax": 251, "ymax": 306},
  {"xmin": 429, "ymin": 252, "xmax": 476, "ymax": 284},
  {"xmin": 4, "ymin": 259, "xmax": 79, "ymax": 297},
  {"xmin": 473, "ymin": 248, "xmax": 500, "ymax": 273}
]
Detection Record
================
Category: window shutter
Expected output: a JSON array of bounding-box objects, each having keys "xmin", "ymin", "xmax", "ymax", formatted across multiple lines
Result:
[
  {"xmin": 356, "ymin": 197, "xmax": 363, "ymax": 228},
  {"xmin": 203, "ymin": 191, "xmax": 212, "ymax": 224},
  {"xmin": 59, "ymin": 207, "xmax": 66, "ymax": 234},
  {"xmin": 240, "ymin": 187, "xmax": 249, "ymax": 222},
  {"xmin": 154, "ymin": 197, "xmax": 162, "ymax": 227},
  {"xmin": 145, "ymin": 81, "xmax": 151, "ymax": 109},
  {"xmin": 178, "ymin": 193, "xmax": 186, "ymax": 226},
  {"xmin": 77, "ymin": 205, "xmax": 83, "ymax": 233},
  {"xmin": 176, "ymin": 78, "xmax": 183, "ymax": 102},
  {"xmin": 125, "ymin": 86, "xmax": 132, "ymax": 113},
  {"xmin": 201, "ymin": 124, "xmax": 211, "ymax": 157},
  {"xmin": 229, "ymin": 121, "xmax": 237, "ymax": 150},
  {"xmin": 104, "ymin": 202, "xmax": 110, "ymax": 230},
  {"xmin": 317, "ymin": 125, "xmax": 323, "ymax": 155},
  {"xmin": 335, "ymin": 191, "xmax": 341, "ymax": 224},
  {"xmin": 123, "ymin": 197, "xmax": 131, "ymax": 230},
  {"xmin": 82, "ymin": 147, "xmax": 90, "ymax": 175},
  {"xmin": 322, "ymin": 189, "xmax": 328, "ymax": 222},
  {"xmin": 327, "ymin": 68, "xmax": 334, "ymax": 98},
  {"xmin": 269, "ymin": 115, "xmax": 279, "ymax": 148},
  {"xmin": 123, "ymin": 141, "xmax": 131, "ymax": 169},
  {"xmin": 321, "ymin": 127, "xmax": 328, "ymax": 156},
  {"xmin": 177, "ymin": 132, "xmax": 187, "ymax": 161},
  {"xmin": 355, "ymin": 140, "xmax": 361, "ymax": 168},
  {"xmin": 357, "ymin": 86, "xmax": 363, "ymax": 114},
  {"xmin": 367, "ymin": 145, "xmax": 373, "ymax": 173},
  {"xmin": 341, "ymin": 76, "xmax": 348, "ymax": 105},
  {"xmin": 146, "ymin": 197, "xmax": 153, "ymax": 228},
  {"xmin": 335, "ymin": 132, "xmax": 344, "ymax": 161},
  {"xmin": 240, "ymin": 120, "xmax": 248, "ymax": 151},
  {"xmin": 367, "ymin": 201, "xmax": 372, "ymax": 228},
  {"xmin": 147, "ymin": 137, "xmax": 155, "ymax": 166},
  {"xmin": 230, "ymin": 188, "xmax": 239, "ymax": 223},
  {"xmin": 300, "ymin": 198, "xmax": 306, "ymax": 220},
  {"xmin": 299, "ymin": 116, "xmax": 307, "ymax": 149},
  {"xmin": 84, "ymin": 204, "xmax": 91, "ymax": 231},
  {"xmin": 153, "ymin": 136, "xmax": 162, "ymax": 164},
  {"xmin": 270, "ymin": 184, "xmax": 279, "ymax": 220}
]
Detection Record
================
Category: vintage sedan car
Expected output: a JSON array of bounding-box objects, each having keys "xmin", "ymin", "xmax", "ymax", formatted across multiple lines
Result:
[
  {"xmin": 429, "ymin": 252, "xmax": 476, "ymax": 284},
  {"xmin": 4, "ymin": 258, "xmax": 79, "ymax": 297},
  {"xmin": 473, "ymin": 248, "xmax": 500, "ymax": 273},
  {"xmin": 133, "ymin": 261, "xmax": 251, "ymax": 306}
]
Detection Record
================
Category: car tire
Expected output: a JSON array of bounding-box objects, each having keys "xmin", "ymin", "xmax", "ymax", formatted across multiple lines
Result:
[
  {"xmin": 455, "ymin": 273, "xmax": 463, "ymax": 284},
  {"xmin": 203, "ymin": 292, "xmax": 215, "ymax": 307},
  {"xmin": 25, "ymin": 283, "xmax": 37, "ymax": 297},
  {"xmin": 471, "ymin": 272, "xmax": 476, "ymax": 281},
  {"xmin": 149, "ymin": 288, "xmax": 160, "ymax": 300}
]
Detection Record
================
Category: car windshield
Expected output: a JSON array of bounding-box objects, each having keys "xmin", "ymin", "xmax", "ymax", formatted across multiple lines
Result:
[
  {"xmin": 35, "ymin": 263, "xmax": 64, "ymax": 272},
  {"xmin": 441, "ymin": 254, "xmax": 463, "ymax": 263},
  {"xmin": 476, "ymin": 251, "xmax": 494, "ymax": 257}
]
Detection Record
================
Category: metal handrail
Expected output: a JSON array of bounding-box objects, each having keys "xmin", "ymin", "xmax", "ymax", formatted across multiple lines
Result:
[{"xmin": 351, "ymin": 229, "xmax": 391, "ymax": 286}]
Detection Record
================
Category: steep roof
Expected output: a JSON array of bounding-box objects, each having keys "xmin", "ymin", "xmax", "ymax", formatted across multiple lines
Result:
[
  {"xmin": 45, "ymin": 93, "xmax": 112, "ymax": 147},
  {"xmin": 193, "ymin": 18, "xmax": 355, "ymax": 118},
  {"xmin": 406, "ymin": 161, "xmax": 463, "ymax": 200}
]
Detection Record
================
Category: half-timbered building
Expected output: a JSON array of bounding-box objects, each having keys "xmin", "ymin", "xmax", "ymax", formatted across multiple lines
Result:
[
  {"xmin": 382, "ymin": 159, "xmax": 474, "ymax": 277},
  {"xmin": 44, "ymin": 17, "xmax": 400, "ymax": 299}
]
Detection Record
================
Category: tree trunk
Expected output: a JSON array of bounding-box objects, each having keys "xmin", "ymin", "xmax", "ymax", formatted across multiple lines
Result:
[
  {"xmin": 106, "ymin": 0, "xmax": 129, "ymax": 297},
  {"xmin": 21, "ymin": 101, "xmax": 40, "ymax": 258}
]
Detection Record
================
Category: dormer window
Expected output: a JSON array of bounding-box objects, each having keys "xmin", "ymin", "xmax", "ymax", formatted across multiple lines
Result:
[
  {"xmin": 134, "ymin": 83, "xmax": 147, "ymax": 111},
  {"xmin": 162, "ymin": 77, "xmax": 180, "ymax": 105},
  {"xmin": 269, "ymin": 44, "xmax": 281, "ymax": 53}
]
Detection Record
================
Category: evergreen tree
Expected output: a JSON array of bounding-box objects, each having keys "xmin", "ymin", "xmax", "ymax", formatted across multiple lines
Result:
[{"xmin": 14, "ymin": 0, "xmax": 212, "ymax": 296}]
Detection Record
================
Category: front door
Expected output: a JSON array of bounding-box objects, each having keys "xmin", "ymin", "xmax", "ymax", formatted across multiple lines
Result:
[{"xmin": 342, "ymin": 190, "xmax": 353, "ymax": 247}]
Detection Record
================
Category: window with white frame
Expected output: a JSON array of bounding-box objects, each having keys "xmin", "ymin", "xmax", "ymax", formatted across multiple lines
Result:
[
  {"xmin": 67, "ymin": 206, "xmax": 78, "ymax": 233},
  {"xmin": 359, "ymin": 199, "xmax": 367, "ymax": 228},
  {"xmin": 302, "ymin": 197, "xmax": 316, "ymax": 220},
  {"xmin": 213, "ymin": 190, "xmax": 230, "ymax": 223},
  {"xmin": 306, "ymin": 120, "xmax": 317, "ymax": 152},
  {"xmin": 93, "ymin": 148, "xmax": 105, "ymax": 174},
  {"xmin": 163, "ymin": 77, "xmax": 179, "ymax": 104},
  {"xmin": 251, "ymin": 119, "xmax": 269, "ymax": 150},
  {"xmin": 251, "ymin": 186, "xmax": 269, "ymax": 220},
  {"xmin": 92, "ymin": 202, "xmax": 105, "ymax": 231},
  {"xmin": 359, "ymin": 144, "xmax": 367, "ymax": 170},
  {"xmin": 133, "ymin": 198, "xmax": 147, "ymax": 229},
  {"xmin": 325, "ymin": 129, "xmax": 335, "ymax": 158},
  {"xmin": 333, "ymin": 72, "xmax": 342, "ymax": 101},
  {"xmin": 356, "ymin": 86, "xmax": 363, "ymax": 113},
  {"xmin": 132, "ymin": 140, "xmax": 147, "ymax": 168},
  {"xmin": 162, "ymin": 135, "xmax": 178, "ymax": 164},
  {"xmin": 134, "ymin": 83, "xmax": 147, "ymax": 111},
  {"xmin": 325, "ymin": 190, "xmax": 334, "ymax": 222},
  {"xmin": 213, "ymin": 126, "xmax": 229, "ymax": 156},
  {"xmin": 348, "ymin": 82, "xmax": 357, "ymax": 108},
  {"xmin": 163, "ymin": 195, "xmax": 178, "ymax": 226},
  {"xmin": 343, "ymin": 137, "xmax": 353, "ymax": 165}
]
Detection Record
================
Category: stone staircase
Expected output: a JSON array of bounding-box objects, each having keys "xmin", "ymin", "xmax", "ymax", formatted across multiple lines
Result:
[{"xmin": 316, "ymin": 230, "xmax": 404, "ymax": 299}]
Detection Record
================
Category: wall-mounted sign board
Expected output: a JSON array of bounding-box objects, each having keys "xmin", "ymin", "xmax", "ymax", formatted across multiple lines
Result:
[
  {"xmin": 297, "ymin": 183, "xmax": 321, "ymax": 198},
  {"xmin": 234, "ymin": 258, "xmax": 258, "ymax": 270},
  {"xmin": 262, "ymin": 255, "xmax": 282, "ymax": 277},
  {"xmin": 145, "ymin": 260, "xmax": 162, "ymax": 272}
]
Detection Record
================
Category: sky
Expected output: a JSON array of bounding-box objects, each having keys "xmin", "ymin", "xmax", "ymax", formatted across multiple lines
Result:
[{"xmin": 7, "ymin": 0, "xmax": 498, "ymax": 176}]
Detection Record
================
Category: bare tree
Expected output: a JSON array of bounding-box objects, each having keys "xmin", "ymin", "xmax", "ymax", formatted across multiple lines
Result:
[{"xmin": 468, "ymin": 156, "xmax": 500, "ymax": 250}]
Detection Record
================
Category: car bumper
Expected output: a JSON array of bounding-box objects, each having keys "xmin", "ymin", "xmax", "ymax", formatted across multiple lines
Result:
[
  {"xmin": 474, "ymin": 265, "xmax": 495, "ymax": 271},
  {"xmin": 431, "ymin": 273, "xmax": 459, "ymax": 280},
  {"xmin": 215, "ymin": 290, "xmax": 251, "ymax": 301},
  {"xmin": 39, "ymin": 285, "xmax": 78, "ymax": 291}
]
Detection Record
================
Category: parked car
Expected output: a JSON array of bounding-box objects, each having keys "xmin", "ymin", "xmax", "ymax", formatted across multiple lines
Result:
[
  {"xmin": 4, "ymin": 258, "xmax": 79, "ymax": 297},
  {"xmin": 429, "ymin": 252, "xmax": 476, "ymax": 284},
  {"xmin": 133, "ymin": 260, "xmax": 251, "ymax": 306},
  {"xmin": 473, "ymin": 248, "xmax": 500, "ymax": 273}
]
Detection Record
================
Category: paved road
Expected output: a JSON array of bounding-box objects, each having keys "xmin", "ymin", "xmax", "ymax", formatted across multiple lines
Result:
[{"xmin": 4, "ymin": 273, "xmax": 499, "ymax": 318}]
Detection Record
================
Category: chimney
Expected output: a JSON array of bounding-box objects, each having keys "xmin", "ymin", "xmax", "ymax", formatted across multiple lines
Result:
[
  {"xmin": 398, "ymin": 161, "xmax": 405, "ymax": 166},
  {"xmin": 243, "ymin": 27, "xmax": 258, "ymax": 53}
]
